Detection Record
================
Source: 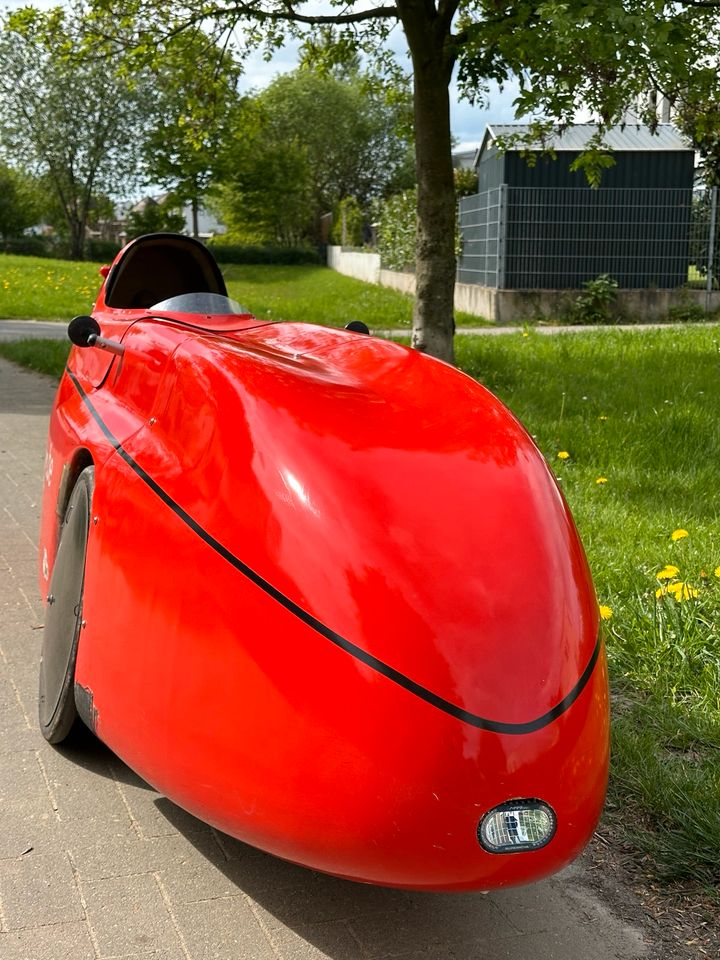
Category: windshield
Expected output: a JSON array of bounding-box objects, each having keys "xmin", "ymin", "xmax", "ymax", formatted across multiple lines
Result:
[{"xmin": 150, "ymin": 292, "xmax": 247, "ymax": 314}]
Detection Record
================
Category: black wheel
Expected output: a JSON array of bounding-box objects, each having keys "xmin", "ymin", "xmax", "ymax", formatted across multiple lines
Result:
[{"xmin": 38, "ymin": 466, "xmax": 94, "ymax": 743}]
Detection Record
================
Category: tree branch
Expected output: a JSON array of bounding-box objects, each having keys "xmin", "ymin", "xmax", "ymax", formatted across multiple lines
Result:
[
  {"xmin": 437, "ymin": 0, "xmax": 460, "ymax": 34},
  {"xmin": 209, "ymin": 1, "xmax": 399, "ymax": 26}
]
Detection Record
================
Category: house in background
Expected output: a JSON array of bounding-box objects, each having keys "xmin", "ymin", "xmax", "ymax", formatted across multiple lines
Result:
[
  {"xmin": 178, "ymin": 201, "xmax": 226, "ymax": 239},
  {"xmin": 90, "ymin": 195, "xmax": 227, "ymax": 246},
  {"xmin": 452, "ymin": 145, "xmax": 479, "ymax": 170}
]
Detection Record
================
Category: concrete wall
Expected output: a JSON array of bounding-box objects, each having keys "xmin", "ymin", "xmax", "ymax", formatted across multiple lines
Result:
[
  {"xmin": 327, "ymin": 246, "xmax": 380, "ymax": 284},
  {"xmin": 378, "ymin": 269, "xmax": 415, "ymax": 296},
  {"xmin": 327, "ymin": 246, "xmax": 720, "ymax": 323},
  {"xmin": 486, "ymin": 288, "xmax": 720, "ymax": 324}
]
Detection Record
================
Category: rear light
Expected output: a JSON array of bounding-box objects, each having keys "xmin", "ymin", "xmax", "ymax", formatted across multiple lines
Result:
[{"xmin": 478, "ymin": 800, "xmax": 556, "ymax": 853}]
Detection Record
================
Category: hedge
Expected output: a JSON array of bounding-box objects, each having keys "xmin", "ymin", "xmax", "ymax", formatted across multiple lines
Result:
[
  {"xmin": 207, "ymin": 242, "xmax": 322, "ymax": 265},
  {"xmin": 1, "ymin": 236, "xmax": 322, "ymax": 266}
]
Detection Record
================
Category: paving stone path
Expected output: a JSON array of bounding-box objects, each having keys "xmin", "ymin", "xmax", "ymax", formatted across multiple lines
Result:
[{"xmin": 0, "ymin": 356, "xmax": 650, "ymax": 960}]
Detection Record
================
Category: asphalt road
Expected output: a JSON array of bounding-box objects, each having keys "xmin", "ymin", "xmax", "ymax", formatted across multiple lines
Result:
[{"xmin": 0, "ymin": 320, "xmax": 68, "ymax": 342}]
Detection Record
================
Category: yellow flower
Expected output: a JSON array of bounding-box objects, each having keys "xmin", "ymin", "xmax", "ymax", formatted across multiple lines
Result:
[
  {"xmin": 557, "ymin": 451, "xmax": 570, "ymax": 460},
  {"xmin": 656, "ymin": 565, "xmax": 680, "ymax": 581},
  {"xmin": 657, "ymin": 581, "xmax": 698, "ymax": 602},
  {"xmin": 714, "ymin": 567, "xmax": 720, "ymax": 579},
  {"xmin": 595, "ymin": 477, "xmax": 608, "ymax": 485},
  {"xmin": 598, "ymin": 415, "xmax": 608, "ymax": 422},
  {"xmin": 598, "ymin": 604, "xmax": 613, "ymax": 621},
  {"xmin": 671, "ymin": 529, "xmax": 689, "ymax": 541}
]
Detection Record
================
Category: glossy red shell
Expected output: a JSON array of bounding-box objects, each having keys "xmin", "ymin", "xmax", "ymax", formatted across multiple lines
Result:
[{"xmin": 38, "ymin": 238, "xmax": 609, "ymax": 891}]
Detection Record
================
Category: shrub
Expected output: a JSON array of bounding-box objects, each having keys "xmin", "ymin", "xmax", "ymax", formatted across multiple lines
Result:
[
  {"xmin": 1, "ymin": 235, "xmax": 53, "ymax": 257},
  {"xmin": 125, "ymin": 202, "xmax": 186, "ymax": 240},
  {"xmin": 566, "ymin": 274, "xmax": 619, "ymax": 324},
  {"xmin": 377, "ymin": 188, "xmax": 416, "ymax": 271},
  {"xmin": 1, "ymin": 235, "xmax": 121, "ymax": 261},
  {"xmin": 86, "ymin": 239, "xmax": 122, "ymax": 261},
  {"xmin": 207, "ymin": 242, "xmax": 321, "ymax": 265},
  {"xmin": 330, "ymin": 197, "xmax": 364, "ymax": 247},
  {"xmin": 454, "ymin": 167, "xmax": 477, "ymax": 199},
  {"xmin": 666, "ymin": 295, "xmax": 707, "ymax": 324}
]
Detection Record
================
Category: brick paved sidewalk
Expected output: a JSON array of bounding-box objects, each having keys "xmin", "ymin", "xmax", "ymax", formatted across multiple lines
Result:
[{"xmin": 0, "ymin": 357, "xmax": 648, "ymax": 960}]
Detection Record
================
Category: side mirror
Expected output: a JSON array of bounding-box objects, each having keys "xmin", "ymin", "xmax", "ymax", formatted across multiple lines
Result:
[
  {"xmin": 68, "ymin": 315, "xmax": 124, "ymax": 356},
  {"xmin": 345, "ymin": 320, "xmax": 370, "ymax": 335},
  {"xmin": 68, "ymin": 315, "xmax": 101, "ymax": 347}
]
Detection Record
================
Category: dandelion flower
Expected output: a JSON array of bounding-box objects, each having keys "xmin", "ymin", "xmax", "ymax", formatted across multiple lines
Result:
[
  {"xmin": 715, "ymin": 567, "xmax": 720, "ymax": 579},
  {"xmin": 658, "ymin": 581, "xmax": 698, "ymax": 601},
  {"xmin": 671, "ymin": 529, "xmax": 689, "ymax": 541},
  {"xmin": 672, "ymin": 582, "xmax": 699, "ymax": 601},
  {"xmin": 557, "ymin": 451, "xmax": 570, "ymax": 460},
  {"xmin": 598, "ymin": 604, "xmax": 612, "ymax": 621},
  {"xmin": 595, "ymin": 477, "xmax": 608, "ymax": 485},
  {"xmin": 656, "ymin": 565, "xmax": 680, "ymax": 580}
]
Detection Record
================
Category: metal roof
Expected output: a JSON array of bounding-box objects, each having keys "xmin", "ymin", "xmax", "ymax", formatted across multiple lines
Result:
[{"xmin": 477, "ymin": 123, "xmax": 692, "ymax": 162}]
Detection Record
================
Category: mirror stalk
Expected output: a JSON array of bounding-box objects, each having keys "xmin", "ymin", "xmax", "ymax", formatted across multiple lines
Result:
[{"xmin": 87, "ymin": 334, "xmax": 125, "ymax": 356}]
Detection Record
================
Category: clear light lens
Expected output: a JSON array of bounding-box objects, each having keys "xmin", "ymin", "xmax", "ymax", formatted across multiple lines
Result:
[{"xmin": 478, "ymin": 800, "xmax": 556, "ymax": 853}]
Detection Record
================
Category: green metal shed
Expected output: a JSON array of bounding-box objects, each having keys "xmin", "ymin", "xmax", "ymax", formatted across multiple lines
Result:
[{"xmin": 458, "ymin": 124, "xmax": 696, "ymax": 290}]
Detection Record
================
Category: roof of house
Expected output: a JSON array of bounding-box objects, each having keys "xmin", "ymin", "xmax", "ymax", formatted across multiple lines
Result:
[
  {"xmin": 475, "ymin": 123, "xmax": 692, "ymax": 166},
  {"xmin": 452, "ymin": 146, "xmax": 480, "ymax": 170}
]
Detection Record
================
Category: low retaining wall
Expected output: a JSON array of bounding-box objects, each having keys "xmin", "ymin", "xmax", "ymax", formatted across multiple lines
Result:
[
  {"xmin": 327, "ymin": 246, "xmax": 380, "ymax": 284},
  {"xmin": 327, "ymin": 246, "xmax": 720, "ymax": 323},
  {"xmin": 474, "ymin": 287, "xmax": 720, "ymax": 323}
]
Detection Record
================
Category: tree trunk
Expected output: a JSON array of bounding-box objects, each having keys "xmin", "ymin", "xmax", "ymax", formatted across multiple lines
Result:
[
  {"xmin": 68, "ymin": 219, "xmax": 85, "ymax": 260},
  {"xmin": 191, "ymin": 195, "xmax": 199, "ymax": 239},
  {"xmin": 398, "ymin": 2, "xmax": 458, "ymax": 364}
]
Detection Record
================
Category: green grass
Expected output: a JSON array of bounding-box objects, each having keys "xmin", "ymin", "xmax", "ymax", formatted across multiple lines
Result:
[
  {"xmin": 457, "ymin": 327, "xmax": 720, "ymax": 889},
  {"xmin": 222, "ymin": 263, "xmax": 419, "ymax": 328},
  {"xmin": 0, "ymin": 254, "xmax": 488, "ymax": 327},
  {"xmin": 226, "ymin": 264, "xmax": 488, "ymax": 327},
  {"xmin": 0, "ymin": 338, "xmax": 71, "ymax": 376},
  {"xmin": 2, "ymin": 323, "xmax": 719, "ymax": 891},
  {"xmin": 0, "ymin": 255, "xmax": 102, "ymax": 319}
]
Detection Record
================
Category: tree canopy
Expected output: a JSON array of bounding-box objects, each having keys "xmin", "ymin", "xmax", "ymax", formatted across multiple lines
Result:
[
  {"xmin": 0, "ymin": 4, "xmax": 155, "ymax": 259},
  {"xmin": 213, "ymin": 67, "xmax": 413, "ymax": 246},
  {"xmin": 2, "ymin": 2, "xmax": 701, "ymax": 353},
  {"xmin": 0, "ymin": 165, "xmax": 43, "ymax": 241},
  {"xmin": 140, "ymin": 30, "xmax": 242, "ymax": 236},
  {"xmin": 84, "ymin": 0, "xmax": 720, "ymax": 360}
]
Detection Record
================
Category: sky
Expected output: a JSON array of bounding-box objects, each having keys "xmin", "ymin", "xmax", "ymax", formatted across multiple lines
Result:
[
  {"xmin": 227, "ymin": 21, "xmax": 520, "ymax": 151},
  {"xmin": 2, "ymin": 0, "xmax": 520, "ymax": 151}
]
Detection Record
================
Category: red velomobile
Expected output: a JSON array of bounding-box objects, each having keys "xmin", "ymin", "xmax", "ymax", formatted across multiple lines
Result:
[{"xmin": 38, "ymin": 233, "xmax": 609, "ymax": 892}]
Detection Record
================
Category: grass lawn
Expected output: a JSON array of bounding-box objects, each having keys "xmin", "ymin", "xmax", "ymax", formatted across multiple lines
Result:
[
  {"xmin": 1, "ymin": 324, "xmax": 718, "ymax": 893},
  {"xmin": 0, "ymin": 253, "xmax": 487, "ymax": 327},
  {"xmin": 0, "ymin": 255, "xmax": 102, "ymax": 320},
  {"xmin": 458, "ymin": 327, "xmax": 720, "ymax": 890},
  {"xmin": 0, "ymin": 338, "xmax": 72, "ymax": 377}
]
